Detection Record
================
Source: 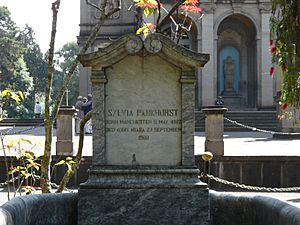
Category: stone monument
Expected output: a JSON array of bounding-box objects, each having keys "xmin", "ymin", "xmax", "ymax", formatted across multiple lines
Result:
[
  {"xmin": 202, "ymin": 107, "xmax": 227, "ymax": 156},
  {"xmin": 77, "ymin": 33, "xmax": 209, "ymax": 225},
  {"xmin": 56, "ymin": 106, "xmax": 76, "ymax": 155}
]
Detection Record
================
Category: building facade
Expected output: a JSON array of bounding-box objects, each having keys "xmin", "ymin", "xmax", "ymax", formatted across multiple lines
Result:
[{"xmin": 78, "ymin": 0, "xmax": 276, "ymax": 111}]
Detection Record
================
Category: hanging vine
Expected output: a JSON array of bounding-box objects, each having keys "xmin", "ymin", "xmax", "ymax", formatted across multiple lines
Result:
[{"xmin": 270, "ymin": 0, "xmax": 300, "ymax": 110}]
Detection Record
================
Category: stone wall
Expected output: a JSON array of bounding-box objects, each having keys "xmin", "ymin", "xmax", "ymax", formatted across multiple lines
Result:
[
  {"xmin": 196, "ymin": 155, "xmax": 300, "ymax": 191},
  {"xmin": 1, "ymin": 191, "xmax": 300, "ymax": 225},
  {"xmin": 1, "ymin": 156, "xmax": 299, "ymax": 191},
  {"xmin": 210, "ymin": 192, "xmax": 300, "ymax": 225},
  {"xmin": 0, "ymin": 193, "xmax": 77, "ymax": 225}
]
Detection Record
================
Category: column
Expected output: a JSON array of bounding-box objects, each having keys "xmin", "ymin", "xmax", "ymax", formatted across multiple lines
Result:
[
  {"xmin": 259, "ymin": 3, "xmax": 274, "ymax": 107},
  {"xmin": 180, "ymin": 72, "xmax": 196, "ymax": 166},
  {"xmin": 56, "ymin": 106, "xmax": 77, "ymax": 155},
  {"xmin": 91, "ymin": 69, "xmax": 107, "ymax": 165},
  {"xmin": 202, "ymin": 107, "xmax": 227, "ymax": 156},
  {"xmin": 201, "ymin": 4, "xmax": 215, "ymax": 106}
]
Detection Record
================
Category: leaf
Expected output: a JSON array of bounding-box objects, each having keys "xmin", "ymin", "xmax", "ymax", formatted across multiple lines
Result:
[
  {"xmin": 144, "ymin": 7, "xmax": 149, "ymax": 16},
  {"xmin": 1, "ymin": 89, "xmax": 11, "ymax": 98},
  {"xmin": 55, "ymin": 160, "xmax": 66, "ymax": 166},
  {"xmin": 18, "ymin": 91, "xmax": 24, "ymax": 101},
  {"xmin": 136, "ymin": 27, "xmax": 145, "ymax": 35},
  {"xmin": 19, "ymin": 138, "xmax": 32, "ymax": 145},
  {"xmin": 66, "ymin": 156, "xmax": 73, "ymax": 161},
  {"xmin": 11, "ymin": 93, "xmax": 20, "ymax": 104}
]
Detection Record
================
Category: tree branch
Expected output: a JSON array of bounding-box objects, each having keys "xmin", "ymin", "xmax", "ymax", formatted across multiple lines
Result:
[
  {"xmin": 86, "ymin": 0, "xmax": 101, "ymax": 11},
  {"xmin": 41, "ymin": 0, "xmax": 60, "ymax": 194},
  {"xmin": 155, "ymin": 0, "xmax": 161, "ymax": 27},
  {"xmin": 50, "ymin": 5, "xmax": 120, "ymax": 122},
  {"xmin": 56, "ymin": 112, "xmax": 92, "ymax": 193},
  {"xmin": 156, "ymin": 0, "xmax": 184, "ymax": 32}
]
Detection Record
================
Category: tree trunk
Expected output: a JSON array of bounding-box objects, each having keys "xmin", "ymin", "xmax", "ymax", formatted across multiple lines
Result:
[
  {"xmin": 56, "ymin": 112, "xmax": 92, "ymax": 193},
  {"xmin": 40, "ymin": 0, "xmax": 120, "ymax": 193}
]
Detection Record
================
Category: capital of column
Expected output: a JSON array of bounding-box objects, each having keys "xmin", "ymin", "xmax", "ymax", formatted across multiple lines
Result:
[
  {"xmin": 180, "ymin": 71, "xmax": 196, "ymax": 84},
  {"xmin": 259, "ymin": 3, "xmax": 272, "ymax": 13},
  {"xmin": 202, "ymin": 107, "xmax": 228, "ymax": 115},
  {"xmin": 91, "ymin": 70, "xmax": 107, "ymax": 84},
  {"xmin": 200, "ymin": 3, "xmax": 216, "ymax": 14}
]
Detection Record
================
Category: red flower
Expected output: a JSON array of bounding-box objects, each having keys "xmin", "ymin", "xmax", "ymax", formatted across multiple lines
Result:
[
  {"xmin": 277, "ymin": 114, "xmax": 285, "ymax": 120},
  {"xmin": 181, "ymin": 5, "xmax": 202, "ymax": 13},
  {"xmin": 269, "ymin": 39, "xmax": 273, "ymax": 46},
  {"xmin": 282, "ymin": 103, "xmax": 288, "ymax": 110},
  {"xmin": 184, "ymin": 0, "xmax": 199, "ymax": 6},
  {"xmin": 269, "ymin": 46, "xmax": 276, "ymax": 55},
  {"xmin": 269, "ymin": 66, "xmax": 274, "ymax": 76}
]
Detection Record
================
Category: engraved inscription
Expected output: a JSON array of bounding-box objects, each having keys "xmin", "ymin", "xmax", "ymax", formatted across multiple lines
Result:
[{"xmin": 106, "ymin": 108, "xmax": 181, "ymax": 140}]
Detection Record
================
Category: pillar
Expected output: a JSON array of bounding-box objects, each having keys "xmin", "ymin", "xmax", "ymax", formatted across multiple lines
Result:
[
  {"xmin": 202, "ymin": 107, "xmax": 227, "ymax": 156},
  {"xmin": 56, "ymin": 106, "xmax": 77, "ymax": 155}
]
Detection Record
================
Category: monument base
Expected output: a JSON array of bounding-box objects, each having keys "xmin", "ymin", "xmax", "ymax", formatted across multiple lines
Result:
[
  {"xmin": 56, "ymin": 141, "xmax": 73, "ymax": 155},
  {"xmin": 78, "ymin": 187, "xmax": 208, "ymax": 225},
  {"xmin": 78, "ymin": 167, "xmax": 208, "ymax": 225},
  {"xmin": 205, "ymin": 140, "xmax": 224, "ymax": 156}
]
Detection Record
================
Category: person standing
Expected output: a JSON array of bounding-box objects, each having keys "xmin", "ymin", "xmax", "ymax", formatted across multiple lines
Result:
[
  {"xmin": 75, "ymin": 96, "xmax": 84, "ymax": 133},
  {"xmin": 215, "ymin": 96, "xmax": 224, "ymax": 106},
  {"xmin": 82, "ymin": 94, "xmax": 92, "ymax": 134},
  {"xmin": 34, "ymin": 101, "xmax": 42, "ymax": 118}
]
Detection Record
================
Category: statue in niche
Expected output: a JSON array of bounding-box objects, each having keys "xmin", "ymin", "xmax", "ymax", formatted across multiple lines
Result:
[{"xmin": 223, "ymin": 56, "xmax": 235, "ymax": 91}]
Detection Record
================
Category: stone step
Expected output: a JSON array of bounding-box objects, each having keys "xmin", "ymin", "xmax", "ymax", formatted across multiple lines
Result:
[
  {"xmin": 0, "ymin": 118, "xmax": 44, "ymax": 126},
  {"xmin": 195, "ymin": 111, "xmax": 278, "ymax": 132}
]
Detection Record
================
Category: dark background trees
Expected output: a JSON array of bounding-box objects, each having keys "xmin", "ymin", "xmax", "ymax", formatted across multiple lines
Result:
[{"xmin": 0, "ymin": 6, "xmax": 78, "ymax": 118}]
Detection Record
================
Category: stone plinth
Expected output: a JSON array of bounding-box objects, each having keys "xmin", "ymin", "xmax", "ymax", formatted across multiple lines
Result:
[
  {"xmin": 78, "ymin": 34, "xmax": 209, "ymax": 225},
  {"xmin": 202, "ymin": 107, "xmax": 227, "ymax": 155},
  {"xmin": 56, "ymin": 106, "xmax": 76, "ymax": 155},
  {"xmin": 79, "ymin": 187, "xmax": 208, "ymax": 225}
]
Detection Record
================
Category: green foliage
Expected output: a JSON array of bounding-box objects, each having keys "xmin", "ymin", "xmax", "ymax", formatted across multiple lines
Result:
[
  {"xmin": 270, "ymin": 0, "xmax": 300, "ymax": 108},
  {"xmin": 21, "ymin": 25, "xmax": 48, "ymax": 105},
  {"xmin": 55, "ymin": 156, "xmax": 76, "ymax": 172},
  {"xmin": 52, "ymin": 42, "xmax": 79, "ymax": 106},
  {"xmin": 4, "ymin": 138, "xmax": 41, "ymax": 196},
  {"xmin": 0, "ymin": 6, "xmax": 35, "ymax": 118}
]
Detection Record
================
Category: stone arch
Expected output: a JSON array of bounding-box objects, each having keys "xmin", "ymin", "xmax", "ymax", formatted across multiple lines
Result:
[
  {"xmin": 216, "ymin": 14, "xmax": 257, "ymax": 109},
  {"xmin": 214, "ymin": 12, "xmax": 260, "ymax": 39}
]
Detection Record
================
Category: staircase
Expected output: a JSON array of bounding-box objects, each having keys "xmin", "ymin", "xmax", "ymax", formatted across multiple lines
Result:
[
  {"xmin": 0, "ymin": 118, "xmax": 44, "ymax": 126},
  {"xmin": 195, "ymin": 110, "xmax": 278, "ymax": 132}
]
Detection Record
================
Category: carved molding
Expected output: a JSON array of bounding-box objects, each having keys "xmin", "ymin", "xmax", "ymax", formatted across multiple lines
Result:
[
  {"xmin": 78, "ymin": 33, "xmax": 209, "ymax": 70},
  {"xmin": 259, "ymin": 3, "xmax": 272, "ymax": 13},
  {"xmin": 144, "ymin": 35, "xmax": 162, "ymax": 53},
  {"xmin": 200, "ymin": 3, "xmax": 217, "ymax": 14},
  {"xmin": 125, "ymin": 35, "xmax": 143, "ymax": 54}
]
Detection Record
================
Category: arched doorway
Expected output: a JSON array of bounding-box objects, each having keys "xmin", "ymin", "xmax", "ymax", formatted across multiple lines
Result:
[{"xmin": 217, "ymin": 14, "xmax": 257, "ymax": 110}]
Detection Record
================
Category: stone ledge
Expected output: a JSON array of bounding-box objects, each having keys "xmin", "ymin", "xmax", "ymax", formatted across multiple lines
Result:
[
  {"xmin": 0, "ymin": 193, "xmax": 77, "ymax": 225},
  {"xmin": 210, "ymin": 191, "xmax": 300, "ymax": 225}
]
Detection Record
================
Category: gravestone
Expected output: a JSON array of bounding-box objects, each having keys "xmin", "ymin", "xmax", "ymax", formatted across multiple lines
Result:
[
  {"xmin": 78, "ymin": 33, "xmax": 209, "ymax": 225},
  {"xmin": 56, "ymin": 106, "xmax": 76, "ymax": 155}
]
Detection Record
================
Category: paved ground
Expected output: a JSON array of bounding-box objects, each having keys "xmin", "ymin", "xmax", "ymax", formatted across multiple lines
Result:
[
  {"xmin": 1, "ymin": 126, "xmax": 299, "ymax": 157},
  {"xmin": 0, "ymin": 126, "xmax": 299, "ymax": 208}
]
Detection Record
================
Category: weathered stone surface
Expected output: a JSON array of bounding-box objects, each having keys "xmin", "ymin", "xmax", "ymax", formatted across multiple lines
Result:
[
  {"xmin": 78, "ymin": 33, "xmax": 209, "ymax": 225},
  {"xmin": 79, "ymin": 188, "xmax": 209, "ymax": 225},
  {"xmin": 105, "ymin": 55, "xmax": 182, "ymax": 165},
  {"xmin": 56, "ymin": 106, "xmax": 76, "ymax": 155},
  {"xmin": 202, "ymin": 107, "xmax": 227, "ymax": 156},
  {"xmin": 0, "ymin": 193, "xmax": 77, "ymax": 225},
  {"xmin": 80, "ymin": 167, "xmax": 205, "ymax": 188},
  {"xmin": 78, "ymin": 34, "xmax": 209, "ymax": 167},
  {"xmin": 210, "ymin": 191, "xmax": 300, "ymax": 225}
]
